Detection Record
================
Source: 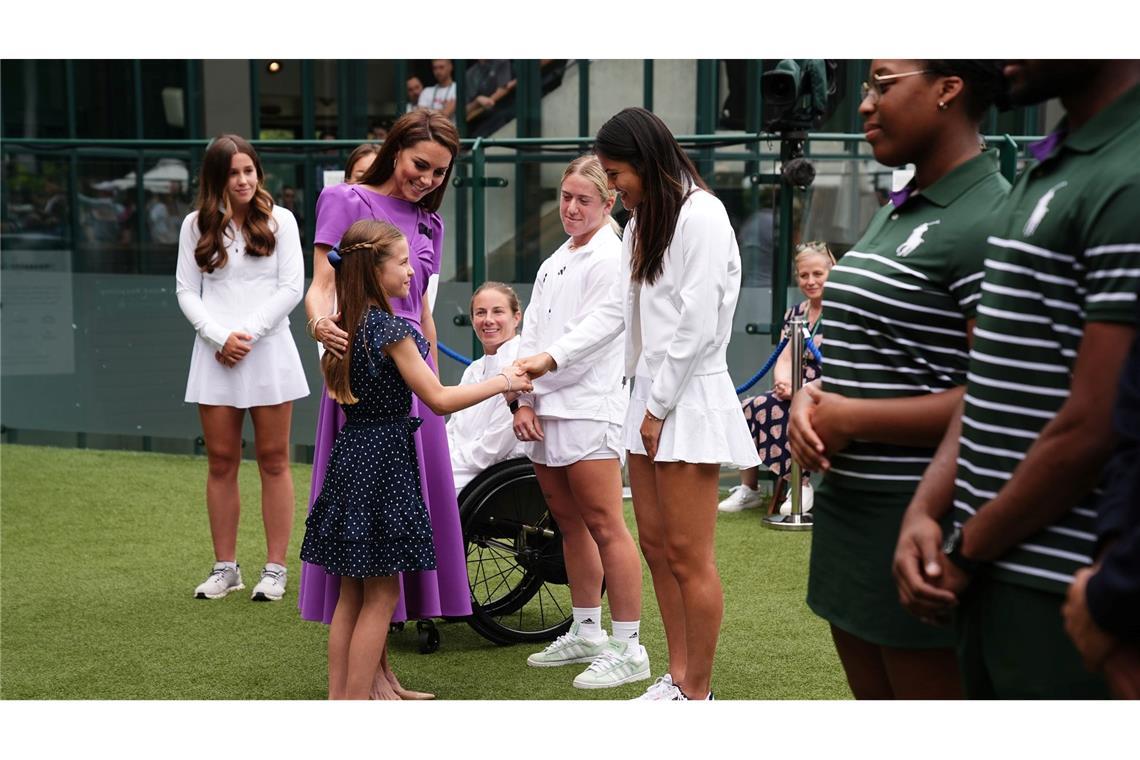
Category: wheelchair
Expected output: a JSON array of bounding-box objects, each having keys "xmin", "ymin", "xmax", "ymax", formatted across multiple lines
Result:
[{"xmin": 458, "ymin": 457, "xmax": 575, "ymax": 646}]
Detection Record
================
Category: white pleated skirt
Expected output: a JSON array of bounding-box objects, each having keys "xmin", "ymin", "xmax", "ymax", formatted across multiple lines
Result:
[
  {"xmin": 623, "ymin": 372, "xmax": 761, "ymax": 468},
  {"xmin": 184, "ymin": 329, "xmax": 310, "ymax": 408}
]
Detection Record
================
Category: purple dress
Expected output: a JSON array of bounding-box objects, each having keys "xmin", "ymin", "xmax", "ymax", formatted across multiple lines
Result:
[{"xmin": 297, "ymin": 183, "xmax": 472, "ymax": 623}]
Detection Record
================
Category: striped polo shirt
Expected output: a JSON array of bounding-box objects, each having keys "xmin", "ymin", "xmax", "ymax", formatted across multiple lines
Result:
[
  {"xmin": 953, "ymin": 83, "xmax": 1140, "ymax": 595},
  {"xmin": 821, "ymin": 150, "xmax": 1010, "ymax": 492}
]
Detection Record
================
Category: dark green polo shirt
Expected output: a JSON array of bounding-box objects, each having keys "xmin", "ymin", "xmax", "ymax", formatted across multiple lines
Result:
[
  {"xmin": 821, "ymin": 150, "xmax": 1010, "ymax": 492},
  {"xmin": 954, "ymin": 83, "xmax": 1140, "ymax": 595}
]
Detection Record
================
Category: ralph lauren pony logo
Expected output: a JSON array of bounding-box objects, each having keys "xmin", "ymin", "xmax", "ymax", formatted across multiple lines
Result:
[
  {"xmin": 418, "ymin": 222, "xmax": 434, "ymax": 240},
  {"xmin": 1023, "ymin": 181, "xmax": 1068, "ymax": 237},
  {"xmin": 896, "ymin": 220, "xmax": 941, "ymax": 257}
]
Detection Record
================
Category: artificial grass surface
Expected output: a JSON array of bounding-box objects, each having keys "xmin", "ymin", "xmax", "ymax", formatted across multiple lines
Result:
[{"xmin": 0, "ymin": 443, "xmax": 850, "ymax": 700}]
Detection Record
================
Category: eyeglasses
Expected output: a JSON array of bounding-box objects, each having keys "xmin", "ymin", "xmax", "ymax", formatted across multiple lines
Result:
[{"xmin": 860, "ymin": 69, "xmax": 933, "ymax": 103}]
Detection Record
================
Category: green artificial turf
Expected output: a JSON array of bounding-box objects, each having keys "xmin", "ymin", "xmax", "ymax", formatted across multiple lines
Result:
[{"xmin": 0, "ymin": 444, "xmax": 850, "ymax": 700}]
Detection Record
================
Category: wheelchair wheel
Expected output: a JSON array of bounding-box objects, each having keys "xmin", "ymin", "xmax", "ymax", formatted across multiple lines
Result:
[{"xmin": 460, "ymin": 458, "xmax": 574, "ymax": 646}]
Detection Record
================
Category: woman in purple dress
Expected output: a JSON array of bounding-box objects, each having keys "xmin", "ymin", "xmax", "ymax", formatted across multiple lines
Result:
[{"xmin": 300, "ymin": 109, "xmax": 464, "ymax": 700}]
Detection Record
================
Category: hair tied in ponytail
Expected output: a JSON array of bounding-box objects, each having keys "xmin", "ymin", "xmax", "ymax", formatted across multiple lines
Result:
[{"xmin": 327, "ymin": 247, "xmax": 343, "ymax": 269}]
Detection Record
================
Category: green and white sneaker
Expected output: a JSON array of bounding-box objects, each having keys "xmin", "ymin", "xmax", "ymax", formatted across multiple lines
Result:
[
  {"xmin": 572, "ymin": 638, "xmax": 651, "ymax": 689},
  {"xmin": 527, "ymin": 622, "xmax": 608, "ymax": 667}
]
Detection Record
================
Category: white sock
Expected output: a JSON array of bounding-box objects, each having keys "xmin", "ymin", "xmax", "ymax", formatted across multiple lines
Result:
[
  {"xmin": 217, "ymin": 560, "xmax": 238, "ymax": 569},
  {"xmin": 264, "ymin": 562, "xmax": 287, "ymax": 574},
  {"xmin": 573, "ymin": 607, "xmax": 605, "ymax": 641},
  {"xmin": 612, "ymin": 619, "xmax": 640, "ymax": 646}
]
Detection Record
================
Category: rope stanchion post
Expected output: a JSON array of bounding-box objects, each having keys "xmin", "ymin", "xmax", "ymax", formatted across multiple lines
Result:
[{"xmin": 763, "ymin": 316, "xmax": 813, "ymax": 532}]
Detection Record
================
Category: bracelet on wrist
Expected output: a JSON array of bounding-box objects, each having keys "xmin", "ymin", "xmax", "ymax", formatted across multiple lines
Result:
[
  {"xmin": 644, "ymin": 409, "xmax": 663, "ymax": 423},
  {"xmin": 500, "ymin": 372, "xmax": 513, "ymax": 393},
  {"xmin": 311, "ymin": 315, "xmax": 330, "ymax": 341}
]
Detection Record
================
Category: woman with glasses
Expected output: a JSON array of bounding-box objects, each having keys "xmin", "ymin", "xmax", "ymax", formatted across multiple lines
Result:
[{"xmin": 787, "ymin": 60, "xmax": 1008, "ymax": 699}]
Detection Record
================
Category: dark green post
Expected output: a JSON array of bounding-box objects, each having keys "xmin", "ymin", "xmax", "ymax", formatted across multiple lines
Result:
[
  {"xmin": 695, "ymin": 60, "xmax": 718, "ymax": 179},
  {"xmin": 471, "ymin": 138, "xmax": 486, "ymax": 361},
  {"xmin": 249, "ymin": 61, "xmax": 261, "ymax": 138},
  {"xmin": 772, "ymin": 173, "xmax": 794, "ymax": 342},
  {"xmin": 579, "ymin": 59, "xmax": 590, "ymax": 138},
  {"xmin": 643, "ymin": 60, "xmax": 654, "ymax": 111},
  {"xmin": 999, "ymin": 134, "xmax": 1019, "ymax": 182}
]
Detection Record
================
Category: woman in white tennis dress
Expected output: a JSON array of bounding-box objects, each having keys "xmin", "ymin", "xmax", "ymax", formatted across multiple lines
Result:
[{"xmin": 175, "ymin": 134, "xmax": 309, "ymax": 603}]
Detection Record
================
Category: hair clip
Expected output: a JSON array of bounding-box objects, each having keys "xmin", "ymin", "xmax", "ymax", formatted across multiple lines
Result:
[
  {"xmin": 418, "ymin": 222, "xmax": 433, "ymax": 240},
  {"xmin": 327, "ymin": 247, "xmax": 343, "ymax": 269}
]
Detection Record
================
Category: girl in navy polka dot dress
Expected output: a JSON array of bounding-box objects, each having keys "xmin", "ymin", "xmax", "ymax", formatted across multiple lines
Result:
[{"xmin": 300, "ymin": 219, "xmax": 532, "ymax": 699}]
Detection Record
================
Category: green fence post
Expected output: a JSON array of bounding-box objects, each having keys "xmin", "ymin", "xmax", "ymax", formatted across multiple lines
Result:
[
  {"xmin": 579, "ymin": 59, "xmax": 590, "ymax": 137},
  {"xmin": 471, "ymin": 137, "xmax": 486, "ymax": 361},
  {"xmin": 999, "ymin": 134, "xmax": 1019, "ymax": 183},
  {"xmin": 643, "ymin": 60, "xmax": 654, "ymax": 111},
  {"xmin": 773, "ymin": 175, "xmax": 794, "ymax": 342}
]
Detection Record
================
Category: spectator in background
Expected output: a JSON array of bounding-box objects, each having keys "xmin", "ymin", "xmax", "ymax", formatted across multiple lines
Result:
[
  {"xmin": 719, "ymin": 242, "xmax": 833, "ymax": 515},
  {"xmin": 418, "ymin": 59, "xmax": 457, "ymax": 121},
  {"xmin": 344, "ymin": 144, "xmax": 381, "ymax": 185},
  {"xmin": 406, "ymin": 75, "xmax": 425, "ymax": 114},
  {"xmin": 278, "ymin": 185, "xmax": 304, "ymax": 236},
  {"xmin": 369, "ymin": 122, "xmax": 389, "ymax": 141},
  {"xmin": 465, "ymin": 60, "xmax": 516, "ymax": 136}
]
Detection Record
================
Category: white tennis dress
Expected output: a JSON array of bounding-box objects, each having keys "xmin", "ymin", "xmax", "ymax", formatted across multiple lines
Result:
[{"xmin": 175, "ymin": 206, "xmax": 310, "ymax": 408}]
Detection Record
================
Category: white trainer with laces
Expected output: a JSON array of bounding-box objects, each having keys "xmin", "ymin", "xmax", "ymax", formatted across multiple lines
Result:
[
  {"xmin": 251, "ymin": 564, "xmax": 287, "ymax": 601},
  {"xmin": 572, "ymin": 638, "xmax": 651, "ymax": 689},
  {"xmin": 634, "ymin": 673, "xmax": 680, "ymax": 700},
  {"xmin": 194, "ymin": 563, "xmax": 244, "ymax": 599},
  {"xmin": 718, "ymin": 484, "xmax": 763, "ymax": 513},
  {"xmin": 527, "ymin": 622, "xmax": 608, "ymax": 667},
  {"xmin": 778, "ymin": 482, "xmax": 814, "ymax": 515}
]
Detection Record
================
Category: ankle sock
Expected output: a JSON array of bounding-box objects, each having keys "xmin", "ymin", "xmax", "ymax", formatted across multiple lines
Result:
[
  {"xmin": 573, "ymin": 607, "xmax": 604, "ymax": 641},
  {"xmin": 611, "ymin": 619, "xmax": 641, "ymax": 646}
]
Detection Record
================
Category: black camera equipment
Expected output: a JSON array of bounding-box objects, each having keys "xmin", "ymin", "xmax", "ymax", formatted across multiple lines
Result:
[{"xmin": 761, "ymin": 59, "xmax": 839, "ymax": 188}]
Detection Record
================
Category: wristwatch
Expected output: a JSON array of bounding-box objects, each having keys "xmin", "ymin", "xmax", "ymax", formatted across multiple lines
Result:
[
  {"xmin": 942, "ymin": 525, "xmax": 981, "ymax": 576},
  {"xmin": 508, "ymin": 400, "xmax": 520, "ymax": 414}
]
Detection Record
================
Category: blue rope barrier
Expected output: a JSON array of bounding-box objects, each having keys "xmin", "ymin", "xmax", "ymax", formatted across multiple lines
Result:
[
  {"xmin": 438, "ymin": 336, "xmax": 822, "ymax": 394},
  {"xmin": 733, "ymin": 334, "xmax": 823, "ymax": 395},
  {"xmin": 437, "ymin": 341, "xmax": 473, "ymax": 367}
]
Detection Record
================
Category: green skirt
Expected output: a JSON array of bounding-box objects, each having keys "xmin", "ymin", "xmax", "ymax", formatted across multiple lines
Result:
[{"xmin": 806, "ymin": 478, "xmax": 956, "ymax": 649}]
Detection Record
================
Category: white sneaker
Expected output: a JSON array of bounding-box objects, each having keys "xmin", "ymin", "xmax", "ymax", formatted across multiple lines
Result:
[
  {"xmin": 778, "ymin": 482, "xmax": 813, "ymax": 515},
  {"xmin": 527, "ymin": 622, "xmax": 609, "ymax": 667},
  {"xmin": 634, "ymin": 673, "xmax": 681, "ymax": 700},
  {"xmin": 251, "ymin": 564, "xmax": 287, "ymax": 601},
  {"xmin": 672, "ymin": 688, "xmax": 715, "ymax": 700},
  {"xmin": 573, "ymin": 638, "xmax": 651, "ymax": 689},
  {"xmin": 718, "ymin": 484, "xmax": 763, "ymax": 513},
  {"xmin": 194, "ymin": 562, "xmax": 244, "ymax": 599}
]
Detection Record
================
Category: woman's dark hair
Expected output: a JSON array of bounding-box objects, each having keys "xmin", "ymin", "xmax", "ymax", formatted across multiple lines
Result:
[
  {"xmin": 193, "ymin": 134, "xmax": 277, "ymax": 273},
  {"xmin": 344, "ymin": 143, "xmax": 382, "ymax": 182},
  {"xmin": 594, "ymin": 107, "xmax": 710, "ymax": 285},
  {"xmin": 924, "ymin": 60, "xmax": 1006, "ymax": 122},
  {"xmin": 357, "ymin": 108, "xmax": 459, "ymax": 212},
  {"xmin": 322, "ymin": 220, "xmax": 405, "ymax": 404}
]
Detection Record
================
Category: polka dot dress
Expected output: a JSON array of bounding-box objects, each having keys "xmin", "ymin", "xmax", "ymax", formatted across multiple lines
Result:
[{"xmin": 300, "ymin": 308, "xmax": 437, "ymax": 578}]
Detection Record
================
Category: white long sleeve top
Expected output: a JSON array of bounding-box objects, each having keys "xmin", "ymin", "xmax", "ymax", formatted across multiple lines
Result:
[
  {"xmin": 516, "ymin": 224, "xmax": 627, "ymax": 424},
  {"xmin": 545, "ymin": 187, "xmax": 742, "ymax": 420},
  {"xmin": 447, "ymin": 335, "xmax": 527, "ymax": 491},
  {"xmin": 175, "ymin": 207, "xmax": 304, "ymax": 350}
]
